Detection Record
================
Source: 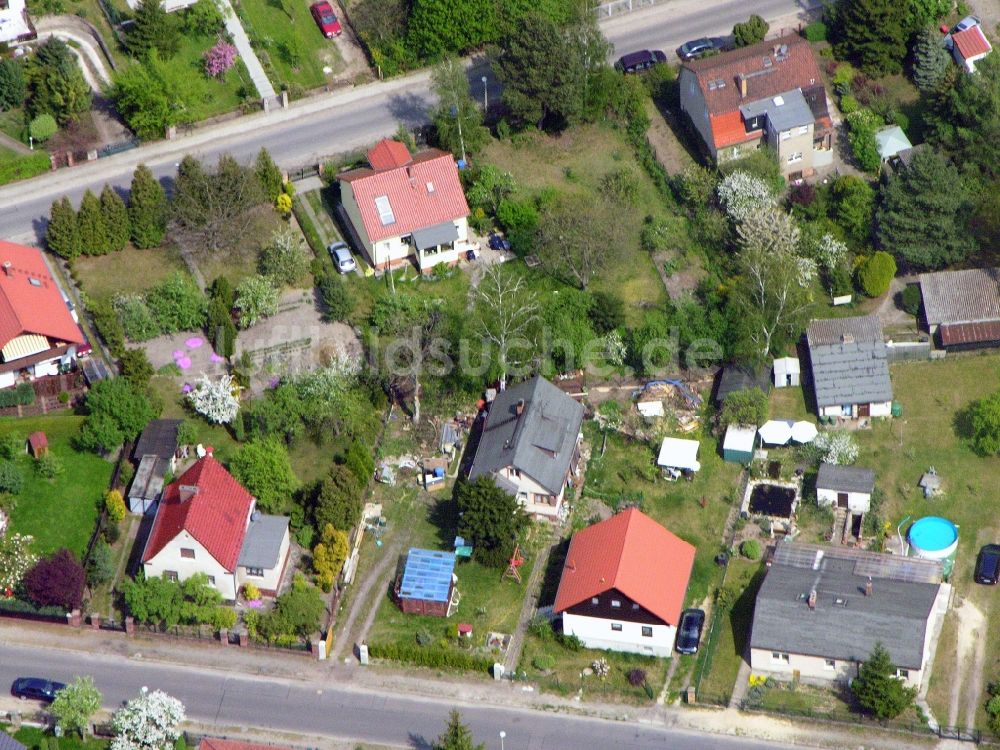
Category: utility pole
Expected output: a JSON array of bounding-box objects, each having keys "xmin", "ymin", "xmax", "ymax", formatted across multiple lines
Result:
[
  {"xmin": 451, "ymin": 105, "xmax": 467, "ymax": 164},
  {"xmin": 481, "ymin": 75, "xmax": 488, "ymax": 110}
]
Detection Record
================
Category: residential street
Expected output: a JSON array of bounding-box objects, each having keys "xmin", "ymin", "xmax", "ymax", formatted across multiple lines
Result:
[
  {"xmin": 0, "ymin": 0, "xmax": 819, "ymax": 244},
  {"xmin": 0, "ymin": 642, "xmax": 792, "ymax": 750}
]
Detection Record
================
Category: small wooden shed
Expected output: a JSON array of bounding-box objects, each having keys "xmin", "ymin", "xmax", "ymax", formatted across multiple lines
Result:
[{"xmin": 27, "ymin": 431, "xmax": 48, "ymax": 458}]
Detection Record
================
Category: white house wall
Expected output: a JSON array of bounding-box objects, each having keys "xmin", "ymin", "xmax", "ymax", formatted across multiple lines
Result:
[
  {"xmin": 340, "ymin": 184, "xmax": 375, "ymax": 262},
  {"xmin": 819, "ymin": 401, "xmax": 892, "ymax": 419},
  {"xmin": 143, "ymin": 531, "xmax": 238, "ymax": 600},
  {"xmin": 496, "ymin": 466, "xmax": 563, "ymax": 519},
  {"xmin": 749, "ymin": 648, "xmax": 923, "ymax": 688},
  {"xmin": 563, "ymin": 612, "xmax": 675, "ymax": 658},
  {"xmin": 816, "ymin": 488, "xmax": 871, "ymax": 513}
]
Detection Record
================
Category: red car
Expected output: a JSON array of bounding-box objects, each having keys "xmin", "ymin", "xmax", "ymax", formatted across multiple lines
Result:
[{"xmin": 310, "ymin": 1, "xmax": 342, "ymax": 38}]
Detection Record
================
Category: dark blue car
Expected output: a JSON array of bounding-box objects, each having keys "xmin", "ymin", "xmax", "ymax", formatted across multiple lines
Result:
[
  {"xmin": 488, "ymin": 233, "xmax": 511, "ymax": 252},
  {"xmin": 11, "ymin": 677, "xmax": 66, "ymax": 702},
  {"xmin": 675, "ymin": 609, "xmax": 705, "ymax": 655}
]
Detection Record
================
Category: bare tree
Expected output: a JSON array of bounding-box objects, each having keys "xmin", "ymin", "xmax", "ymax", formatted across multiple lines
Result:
[
  {"xmin": 472, "ymin": 264, "xmax": 539, "ymax": 383},
  {"xmin": 535, "ymin": 194, "xmax": 623, "ymax": 289},
  {"xmin": 732, "ymin": 208, "xmax": 815, "ymax": 359}
]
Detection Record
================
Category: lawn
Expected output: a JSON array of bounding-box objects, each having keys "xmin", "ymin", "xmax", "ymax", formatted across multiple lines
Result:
[
  {"xmin": 0, "ymin": 108, "xmax": 25, "ymax": 143},
  {"xmin": 157, "ymin": 34, "xmax": 254, "ymax": 123},
  {"xmin": 1, "ymin": 415, "xmax": 114, "ymax": 558},
  {"xmin": 195, "ymin": 208, "xmax": 286, "ymax": 287},
  {"xmin": 6, "ymin": 726, "xmax": 108, "ymax": 750},
  {"xmin": 851, "ymin": 353, "xmax": 1000, "ymax": 728},
  {"xmin": 236, "ymin": 0, "xmax": 345, "ymax": 90},
  {"xmin": 480, "ymin": 124, "xmax": 670, "ymax": 327},
  {"xmin": 73, "ymin": 245, "xmax": 187, "ymax": 304}
]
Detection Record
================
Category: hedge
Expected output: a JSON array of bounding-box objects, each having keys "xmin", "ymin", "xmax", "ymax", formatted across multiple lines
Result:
[
  {"xmin": 0, "ymin": 596, "xmax": 66, "ymax": 617},
  {"xmin": 803, "ymin": 21, "xmax": 827, "ymax": 42},
  {"xmin": 0, "ymin": 382, "xmax": 35, "ymax": 408},
  {"xmin": 367, "ymin": 642, "xmax": 494, "ymax": 673},
  {"xmin": 0, "ymin": 151, "xmax": 51, "ymax": 186}
]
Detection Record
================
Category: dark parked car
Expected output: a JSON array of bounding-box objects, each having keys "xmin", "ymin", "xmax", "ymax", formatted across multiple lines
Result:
[
  {"xmin": 675, "ymin": 608, "xmax": 705, "ymax": 655},
  {"xmin": 11, "ymin": 678, "xmax": 66, "ymax": 702},
  {"xmin": 975, "ymin": 543, "xmax": 1000, "ymax": 585},
  {"xmin": 614, "ymin": 49, "xmax": 667, "ymax": 74},
  {"xmin": 488, "ymin": 233, "xmax": 511, "ymax": 252},
  {"xmin": 309, "ymin": 0, "xmax": 342, "ymax": 38},
  {"xmin": 678, "ymin": 37, "xmax": 723, "ymax": 61}
]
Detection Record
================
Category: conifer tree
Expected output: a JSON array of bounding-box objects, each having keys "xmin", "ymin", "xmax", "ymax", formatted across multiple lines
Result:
[
  {"xmin": 255, "ymin": 148, "xmax": 283, "ymax": 203},
  {"xmin": 433, "ymin": 711, "xmax": 485, "ymax": 750},
  {"xmin": 100, "ymin": 184, "xmax": 130, "ymax": 252},
  {"xmin": 77, "ymin": 189, "xmax": 110, "ymax": 256},
  {"xmin": 833, "ymin": 0, "xmax": 908, "ymax": 75},
  {"xmin": 128, "ymin": 164, "xmax": 168, "ymax": 249},
  {"xmin": 46, "ymin": 197, "xmax": 81, "ymax": 261}
]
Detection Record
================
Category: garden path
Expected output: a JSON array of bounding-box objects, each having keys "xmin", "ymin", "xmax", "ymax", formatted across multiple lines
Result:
[
  {"xmin": 502, "ymin": 532, "xmax": 561, "ymax": 674},
  {"xmin": 947, "ymin": 597, "xmax": 987, "ymax": 729},
  {"xmin": 219, "ymin": 0, "xmax": 277, "ymax": 100}
]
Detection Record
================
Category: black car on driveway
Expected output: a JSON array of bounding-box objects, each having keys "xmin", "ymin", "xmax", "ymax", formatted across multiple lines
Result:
[
  {"xmin": 675, "ymin": 608, "xmax": 705, "ymax": 654},
  {"xmin": 11, "ymin": 677, "xmax": 66, "ymax": 702},
  {"xmin": 975, "ymin": 544, "xmax": 1000, "ymax": 584}
]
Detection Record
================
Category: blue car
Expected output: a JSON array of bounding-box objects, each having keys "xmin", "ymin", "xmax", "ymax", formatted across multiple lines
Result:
[
  {"xmin": 488, "ymin": 233, "xmax": 511, "ymax": 252},
  {"xmin": 11, "ymin": 677, "xmax": 66, "ymax": 702}
]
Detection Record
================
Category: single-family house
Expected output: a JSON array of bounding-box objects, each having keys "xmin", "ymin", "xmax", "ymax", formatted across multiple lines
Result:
[
  {"xmin": 0, "ymin": 241, "xmax": 87, "ymax": 390},
  {"xmin": 749, "ymin": 541, "xmax": 950, "ymax": 688},
  {"xmin": 678, "ymin": 34, "xmax": 835, "ymax": 179},
  {"xmin": 142, "ymin": 455, "xmax": 291, "ymax": 600},
  {"xmin": 723, "ymin": 424, "xmax": 757, "ymax": 464},
  {"xmin": 0, "ymin": 0, "xmax": 34, "ymax": 45},
  {"xmin": 805, "ymin": 315, "xmax": 893, "ymax": 419},
  {"xmin": 656, "ymin": 437, "xmax": 701, "ymax": 478},
  {"xmin": 772, "ymin": 356, "xmax": 800, "ymax": 388},
  {"xmin": 394, "ymin": 548, "xmax": 459, "ymax": 617},
  {"xmin": 554, "ymin": 508, "xmax": 695, "ymax": 657},
  {"xmin": 713, "ymin": 363, "xmax": 770, "ymax": 406},
  {"xmin": 128, "ymin": 419, "xmax": 182, "ymax": 514},
  {"xmin": 337, "ymin": 139, "xmax": 472, "ymax": 273},
  {"xmin": 919, "ymin": 267, "xmax": 1000, "ymax": 350},
  {"xmin": 816, "ymin": 463, "xmax": 875, "ymax": 513},
  {"xmin": 467, "ymin": 375, "xmax": 584, "ymax": 521},
  {"xmin": 951, "ymin": 22, "xmax": 992, "ymax": 73}
]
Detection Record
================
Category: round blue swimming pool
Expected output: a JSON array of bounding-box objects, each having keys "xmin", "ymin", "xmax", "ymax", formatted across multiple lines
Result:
[{"xmin": 908, "ymin": 516, "xmax": 959, "ymax": 560}]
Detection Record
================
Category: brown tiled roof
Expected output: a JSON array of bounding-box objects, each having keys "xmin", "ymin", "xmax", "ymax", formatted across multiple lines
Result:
[
  {"xmin": 919, "ymin": 268, "xmax": 1000, "ymax": 327},
  {"xmin": 682, "ymin": 34, "xmax": 824, "ymax": 116},
  {"xmin": 940, "ymin": 321, "xmax": 1000, "ymax": 347}
]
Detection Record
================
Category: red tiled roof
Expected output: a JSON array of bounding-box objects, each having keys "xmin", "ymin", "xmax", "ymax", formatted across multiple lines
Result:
[
  {"xmin": 940, "ymin": 321, "xmax": 1000, "ymax": 347},
  {"xmin": 142, "ymin": 456, "xmax": 254, "ymax": 571},
  {"xmin": 710, "ymin": 111, "xmax": 759, "ymax": 148},
  {"xmin": 199, "ymin": 740, "xmax": 294, "ymax": 750},
  {"xmin": 367, "ymin": 138, "xmax": 413, "ymax": 171},
  {"xmin": 553, "ymin": 508, "xmax": 695, "ymax": 627},
  {"xmin": 683, "ymin": 34, "xmax": 823, "ymax": 117},
  {"xmin": 0, "ymin": 241, "xmax": 85, "ymax": 351},
  {"xmin": 340, "ymin": 145, "xmax": 470, "ymax": 244},
  {"xmin": 953, "ymin": 26, "xmax": 992, "ymax": 60}
]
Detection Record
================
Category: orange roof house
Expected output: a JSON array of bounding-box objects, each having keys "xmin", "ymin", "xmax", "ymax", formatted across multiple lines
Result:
[
  {"xmin": 677, "ymin": 34, "xmax": 835, "ymax": 178},
  {"xmin": 337, "ymin": 139, "xmax": 471, "ymax": 273},
  {"xmin": 0, "ymin": 241, "xmax": 86, "ymax": 386},
  {"xmin": 951, "ymin": 24, "xmax": 992, "ymax": 72},
  {"xmin": 554, "ymin": 508, "xmax": 695, "ymax": 657}
]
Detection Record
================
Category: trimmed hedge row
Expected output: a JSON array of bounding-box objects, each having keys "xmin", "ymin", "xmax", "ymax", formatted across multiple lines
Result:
[
  {"xmin": 0, "ymin": 382, "xmax": 35, "ymax": 408},
  {"xmin": 0, "ymin": 596, "xmax": 66, "ymax": 617},
  {"xmin": 367, "ymin": 641, "xmax": 494, "ymax": 673}
]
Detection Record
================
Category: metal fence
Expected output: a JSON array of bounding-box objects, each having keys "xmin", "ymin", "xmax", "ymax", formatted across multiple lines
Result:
[
  {"xmin": 98, "ymin": 138, "xmax": 141, "ymax": 159},
  {"xmin": 593, "ymin": 0, "xmax": 663, "ymax": 19}
]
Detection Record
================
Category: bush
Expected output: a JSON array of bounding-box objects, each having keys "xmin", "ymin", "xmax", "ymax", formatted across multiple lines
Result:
[
  {"xmin": 556, "ymin": 632, "xmax": 583, "ymax": 651},
  {"xmin": 105, "ymin": 489, "xmax": 127, "ymax": 522},
  {"xmin": 29, "ymin": 113, "xmax": 57, "ymax": 142},
  {"xmin": 532, "ymin": 654, "xmax": 556, "ymax": 671},
  {"xmin": 627, "ymin": 668, "xmax": 647, "ymax": 686},
  {"xmin": 86, "ymin": 539, "xmax": 116, "ymax": 587},
  {"xmin": 103, "ymin": 520, "xmax": 121, "ymax": 544},
  {"xmin": 839, "ymin": 94, "xmax": 859, "ymax": 114},
  {"xmin": 0, "ymin": 382, "xmax": 36, "ymax": 409},
  {"xmin": 243, "ymin": 583, "xmax": 261, "ymax": 600},
  {"xmin": 901, "ymin": 284, "xmax": 921, "ymax": 316},
  {"xmin": 527, "ymin": 614, "xmax": 553, "ymax": 640},
  {"xmin": 35, "ymin": 452, "xmax": 63, "ymax": 479},
  {"xmin": 858, "ymin": 251, "xmax": 896, "ymax": 297},
  {"xmin": 367, "ymin": 642, "xmax": 493, "ymax": 673},
  {"xmin": 740, "ymin": 539, "xmax": 762, "ymax": 560},
  {"xmin": 113, "ymin": 294, "xmax": 160, "ymax": 341},
  {"xmin": 803, "ymin": 21, "xmax": 827, "ymax": 42},
  {"xmin": 0, "ymin": 460, "xmax": 23, "ymax": 494}
]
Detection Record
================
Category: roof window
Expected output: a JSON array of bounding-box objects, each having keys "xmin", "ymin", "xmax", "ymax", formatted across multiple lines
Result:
[
  {"xmin": 374, "ymin": 195, "xmax": 395, "ymax": 226},
  {"xmin": 28, "ymin": 278, "xmax": 41, "ymax": 287},
  {"xmin": 426, "ymin": 181, "xmax": 435, "ymax": 193}
]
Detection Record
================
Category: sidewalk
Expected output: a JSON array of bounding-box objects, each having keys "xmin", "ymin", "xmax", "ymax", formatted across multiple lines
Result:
[{"xmin": 219, "ymin": 0, "xmax": 277, "ymax": 100}]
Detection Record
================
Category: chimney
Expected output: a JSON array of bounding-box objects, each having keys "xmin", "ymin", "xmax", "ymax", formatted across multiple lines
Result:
[
  {"xmin": 2, "ymin": 262, "xmax": 10, "ymax": 276},
  {"xmin": 739, "ymin": 75, "xmax": 748, "ymax": 99},
  {"xmin": 773, "ymin": 44, "xmax": 781, "ymax": 56},
  {"xmin": 841, "ymin": 333, "xmax": 855, "ymax": 344},
  {"xmin": 865, "ymin": 577, "xmax": 873, "ymax": 597},
  {"xmin": 179, "ymin": 485, "xmax": 198, "ymax": 503},
  {"xmin": 807, "ymin": 589, "xmax": 817, "ymax": 609},
  {"xmin": 567, "ymin": 559, "xmax": 576, "ymax": 572},
  {"xmin": 515, "ymin": 398, "xmax": 525, "ymax": 417}
]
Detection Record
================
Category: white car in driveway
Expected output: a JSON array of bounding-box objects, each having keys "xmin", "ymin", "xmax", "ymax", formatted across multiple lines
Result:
[{"xmin": 328, "ymin": 242, "xmax": 356, "ymax": 274}]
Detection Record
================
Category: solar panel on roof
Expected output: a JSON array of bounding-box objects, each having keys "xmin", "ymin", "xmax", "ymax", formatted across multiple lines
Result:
[{"xmin": 399, "ymin": 548, "xmax": 456, "ymax": 603}]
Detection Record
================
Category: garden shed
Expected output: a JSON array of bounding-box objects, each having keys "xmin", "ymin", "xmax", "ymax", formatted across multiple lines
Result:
[
  {"xmin": 395, "ymin": 548, "xmax": 459, "ymax": 618},
  {"xmin": 773, "ymin": 356, "xmax": 800, "ymax": 388},
  {"xmin": 723, "ymin": 425, "xmax": 757, "ymax": 464},
  {"xmin": 26, "ymin": 431, "xmax": 47, "ymax": 458},
  {"xmin": 656, "ymin": 437, "xmax": 701, "ymax": 477}
]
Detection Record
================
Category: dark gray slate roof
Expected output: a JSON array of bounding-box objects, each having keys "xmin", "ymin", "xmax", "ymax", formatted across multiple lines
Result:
[
  {"xmin": 133, "ymin": 419, "xmax": 182, "ymax": 462},
  {"xmin": 0, "ymin": 732, "xmax": 26, "ymax": 750},
  {"xmin": 919, "ymin": 268, "xmax": 1000, "ymax": 327},
  {"xmin": 237, "ymin": 513, "xmax": 289, "ymax": 569},
  {"xmin": 714, "ymin": 364, "xmax": 770, "ymax": 405},
  {"xmin": 468, "ymin": 375, "xmax": 585, "ymax": 495},
  {"xmin": 806, "ymin": 316, "xmax": 892, "ymax": 408},
  {"xmin": 750, "ymin": 552, "xmax": 940, "ymax": 669},
  {"xmin": 816, "ymin": 463, "xmax": 875, "ymax": 494}
]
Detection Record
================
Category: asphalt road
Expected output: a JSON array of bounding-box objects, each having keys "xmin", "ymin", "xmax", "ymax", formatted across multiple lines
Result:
[
  {"xmin": 0, "ymin": 0, "xmax": 821, "ymax": 244},
  {"xmin": 0, "ymin": 644, "xmax": 795, "ymax": 749}
]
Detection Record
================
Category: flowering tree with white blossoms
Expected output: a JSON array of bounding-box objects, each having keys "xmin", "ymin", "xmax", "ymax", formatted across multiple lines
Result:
[
  {"xmin": 812, "ymin": 233, "xmax": 848, "ymax": 274},
  {"xmin": 188, "ymin": 373, "xmax": 240, "ymax": 424},
  {"xmin": 716, "ymin": 170, "xmax": 775, "ymax": 223},
  {"xmin": 0, "ymin": 532, "xmax": 37, "ymax": 593},
  {"xmin": 111, "ymin": 688, "xmax": 185, "ymax": 750},
  {"xmin": 813, "ymin": 430, "xmax": 859, "ymax": 465}
]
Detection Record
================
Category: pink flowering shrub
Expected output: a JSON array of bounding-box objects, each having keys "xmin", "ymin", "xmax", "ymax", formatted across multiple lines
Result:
[{"xmin": 204, "ymin": 40, "xmax": 237, "ymax": 78}]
